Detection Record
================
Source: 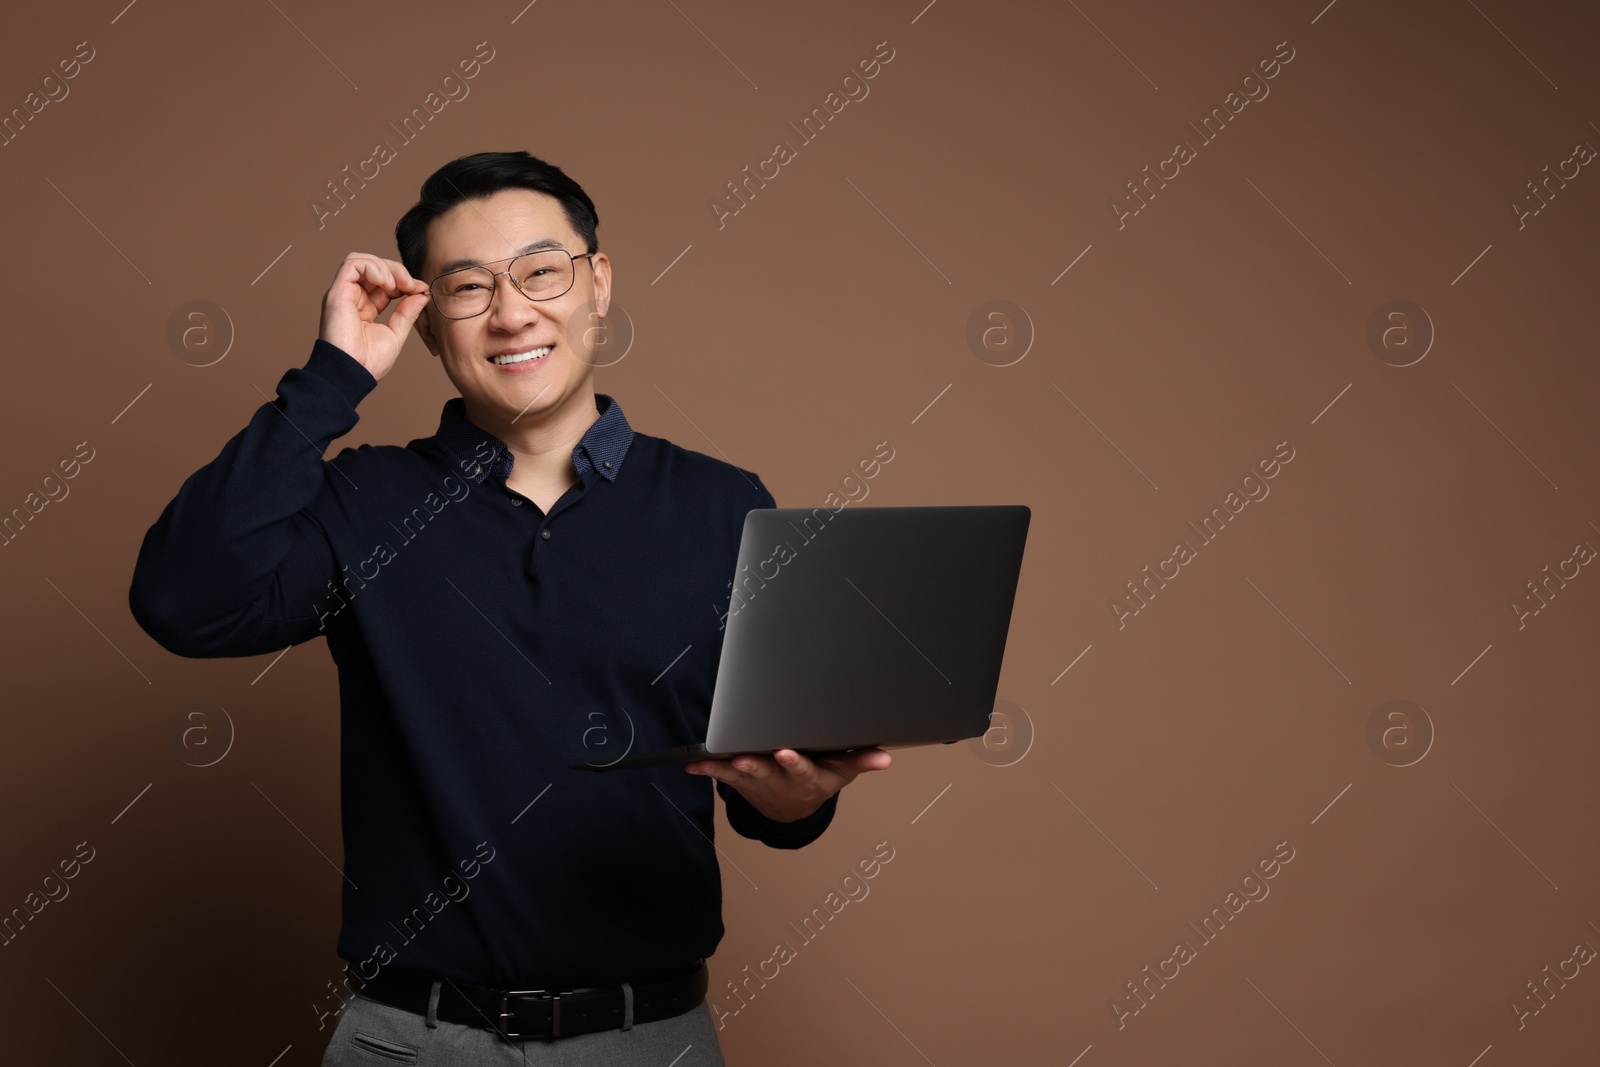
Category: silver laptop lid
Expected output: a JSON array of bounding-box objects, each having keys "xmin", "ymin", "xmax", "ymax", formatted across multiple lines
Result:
[{"xmin": 705, "ymin": 504, "xmax": 1030, "ymax": 754}]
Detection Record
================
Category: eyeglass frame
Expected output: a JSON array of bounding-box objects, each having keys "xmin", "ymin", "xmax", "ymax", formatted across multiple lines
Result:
[{"xmin": 425, "ymin": 248, "xmax": 597, "ymax": 320}]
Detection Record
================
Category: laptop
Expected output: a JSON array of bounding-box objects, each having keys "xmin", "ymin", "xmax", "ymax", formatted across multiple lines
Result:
[{"xmin": 575, "ymin": 504, "xmax": 1030, "ymax": 770}]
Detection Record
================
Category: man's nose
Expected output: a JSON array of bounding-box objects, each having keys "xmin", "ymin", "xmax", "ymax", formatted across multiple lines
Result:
[{"xmin": 485, "ymin": 271, "xmax": 542, "ymax": 328}]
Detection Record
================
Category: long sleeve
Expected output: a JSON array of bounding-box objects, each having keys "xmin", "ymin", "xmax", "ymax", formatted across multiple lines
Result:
[
  {"xmin": 128, "ymin": 340, "xmax": 377, "ymax": 658},
  {"xmin": 718, "ymin": 781, "xmax": 838, "ymax": 849}
]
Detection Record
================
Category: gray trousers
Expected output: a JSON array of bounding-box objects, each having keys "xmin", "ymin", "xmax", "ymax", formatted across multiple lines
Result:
[{"xmin": 319, "ymin": 985, "xmax": 728, "ymax": 1066}]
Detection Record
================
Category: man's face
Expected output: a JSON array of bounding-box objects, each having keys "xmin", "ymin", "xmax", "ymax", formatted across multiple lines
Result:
[{"xmin": 414, "ymin": 188, "xmax": 611, "ymax": 426}]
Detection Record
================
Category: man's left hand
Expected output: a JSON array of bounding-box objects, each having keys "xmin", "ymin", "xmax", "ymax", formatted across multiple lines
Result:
[{"xmin": 686, "ymin": 748, "xmax": 891, "ymax": 823}]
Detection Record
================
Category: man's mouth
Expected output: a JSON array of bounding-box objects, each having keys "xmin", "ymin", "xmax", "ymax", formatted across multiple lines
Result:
[{"xmin": 489, "ymin": 345, "xmax": 553, "ymax": 366}]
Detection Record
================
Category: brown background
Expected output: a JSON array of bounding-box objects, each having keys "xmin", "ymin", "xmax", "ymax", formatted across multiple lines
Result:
[{"xmin": 2, "ymin": 0, "xmax": 1598, "ymax": 1063}]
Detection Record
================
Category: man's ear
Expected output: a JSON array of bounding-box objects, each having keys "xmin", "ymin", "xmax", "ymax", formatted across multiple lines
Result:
[
  {"xmin": 414, "ymin": 303, "xmax": 440, "ymax": 358},
  {"xmin": 591, "ymin": 251, "xmax": 612, "ymax": 320}
]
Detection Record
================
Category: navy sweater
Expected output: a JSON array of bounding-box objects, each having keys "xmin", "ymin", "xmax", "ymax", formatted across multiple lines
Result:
[{"xmin": 128, "ymin": 339, "xmax": 837, "ymax": 988}]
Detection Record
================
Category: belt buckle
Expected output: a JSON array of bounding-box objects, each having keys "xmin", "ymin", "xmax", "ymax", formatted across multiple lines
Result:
[{"xmin": 497, "ymin": 988, "xmax": 561, "ymax": 1039}]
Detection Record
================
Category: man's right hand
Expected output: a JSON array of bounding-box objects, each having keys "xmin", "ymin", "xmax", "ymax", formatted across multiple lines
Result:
[{"xmin": 319, "ymin": 253, "xmax": 431, "ymax": 381}]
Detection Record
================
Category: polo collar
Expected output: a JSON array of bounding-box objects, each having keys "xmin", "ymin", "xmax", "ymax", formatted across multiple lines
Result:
[{"xmin": 435, "ymin": 392, "xmax": 633, "ymax": 486}]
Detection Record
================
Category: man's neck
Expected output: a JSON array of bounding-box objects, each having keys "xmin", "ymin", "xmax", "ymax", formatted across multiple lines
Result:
[{"xmin": 463, "ymin": 386, "xmax": 600, "ymax": 485}]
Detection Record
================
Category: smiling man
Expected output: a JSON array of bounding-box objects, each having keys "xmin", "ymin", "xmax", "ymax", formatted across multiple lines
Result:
[{"xmin": 128, "ymin": 151, "xmax": 889, "ymax": 1066}]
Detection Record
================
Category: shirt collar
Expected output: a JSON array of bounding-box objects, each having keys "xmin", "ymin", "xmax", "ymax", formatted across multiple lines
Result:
[{"xmin": 435, "ymin": 392, "xmax": 634, "ymax": 486}]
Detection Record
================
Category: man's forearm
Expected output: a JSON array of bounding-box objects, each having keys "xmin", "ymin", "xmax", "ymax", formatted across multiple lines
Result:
[{"xmin": 128, "ymin": 340, "xmax": 377, "ymax": 657}]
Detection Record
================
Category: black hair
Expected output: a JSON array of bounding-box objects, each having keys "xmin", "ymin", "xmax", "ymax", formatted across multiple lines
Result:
[{"xmin": 395, "ymin": 151, "xmax": 600, "ymax": 281}]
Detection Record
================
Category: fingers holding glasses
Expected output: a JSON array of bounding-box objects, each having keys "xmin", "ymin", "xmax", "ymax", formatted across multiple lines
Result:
[
  {"xmin": 353, "ymin": 256, "xmax": 428, "ymax": 317},
  {"xmin": 321, "ymin": 253, "xmax": 431, "ymax": 382}
]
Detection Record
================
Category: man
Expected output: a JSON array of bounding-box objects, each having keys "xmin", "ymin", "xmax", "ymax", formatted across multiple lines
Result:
[{"xmin": 128, "ymin": 150, "xmax": 890, "ymax": 1065}]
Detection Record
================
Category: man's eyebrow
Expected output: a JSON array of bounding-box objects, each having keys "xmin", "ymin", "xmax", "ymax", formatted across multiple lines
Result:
[{"xmin": 434, "ymin": 238, "xmax": 567, "ymax": 276}]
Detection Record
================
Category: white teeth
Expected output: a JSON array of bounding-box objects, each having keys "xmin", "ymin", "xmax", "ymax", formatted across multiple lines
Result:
[{"xmin": 491, "ymin": 346, "xmax": 551, "ymax": 365}]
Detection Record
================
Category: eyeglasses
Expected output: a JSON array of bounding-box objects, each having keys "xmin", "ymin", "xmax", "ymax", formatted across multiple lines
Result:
[{"xmin": 427, "ymin": 249, "xmax": 595, "ymax": 319}]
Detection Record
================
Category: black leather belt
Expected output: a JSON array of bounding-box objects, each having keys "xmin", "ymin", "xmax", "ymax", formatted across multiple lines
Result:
[{"xmin": 349, "ymin": 959, "xmax": 708, "ymax": 1040}]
